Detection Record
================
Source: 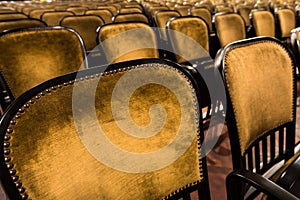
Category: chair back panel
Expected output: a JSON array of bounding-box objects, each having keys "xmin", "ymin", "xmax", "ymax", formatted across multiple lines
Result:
[
  {"xmin": 154, "ymin": 10, "xmax": 181, "ymax": 41},
  {"xmin": 60, "ymin": 15, "xmax": 104, "ymax": 51},
  {"xmin": 98, "ymin": 22, "xmax": 158, "ymax": 63},
  {"xmin": 167, "ymin": 16, "xmax": 209, "ymax": 63},
  {"xmin": 0, "ymin": 27, "xmax": 86, "ymax": 100},
  {"xmin": 28, "ymin": 9, "xmax": 54, "ymax": 19},
  {"xmin": 221, "ymin": 38, "xmax": 294, "ymax": 156},
  {"xmin": 118, "ymin": 7, "xmax": 143, "ymax": 14},
  {"xmin": 189, "ymin": 7, "xmax": 212, "ymax": 33},
  {"xmin": 215, "ymin": 13, "xmax": 246, "ymax": 48},
  {"xmin": 41, "ymin": 11, "xmax": 74, "ymax": 26},
  {"xmin": 0, "ymin": 13, "xmax": 27, "ymax": 21},
  {"xmin": 85, "ymin": 9, "xmax": 113, "ymax": 24},
  {"xmin": 97, "ymin": 5, "xmax": 118, "ymax": 16},
  {"xmin": 252, "ymin": 10, "xmax": 275, "ymax": 37},
  {"xmin": 0, "ymin": 59, "xmax": 209, "ymax": 200},
  {"xmin": 0, "ymin": 19, "xmax": 46, "ymax": 33},
  {"xmin": 113, "ymin": 13, "xmax": 149, "ymax": 24},
  {"xmin": 66, "ymin": 6, "xmax": 88, "ymax": 15},
  {"xmin": 237, "ymin": 5, "xmax": 252, "ymax": 26},
  {"xmin": 276, "ymin": 8, "xmax": 296, "ymax": 38}
]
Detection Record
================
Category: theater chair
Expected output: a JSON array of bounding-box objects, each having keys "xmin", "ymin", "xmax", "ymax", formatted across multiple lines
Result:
[
  {"xmin": 0, "ymin": 26, "xmax": 86, "ymax": 113},
  {"xmin": 0, "ymin": 58, "xmax": 211, "ymax": 200},
  {"xmin": 215, "ymin": 36, "xmax": 300, "ymax": 199},
  {"xmin": 0, "ymin": 18, "xmax": 46, "ymax": 33}
]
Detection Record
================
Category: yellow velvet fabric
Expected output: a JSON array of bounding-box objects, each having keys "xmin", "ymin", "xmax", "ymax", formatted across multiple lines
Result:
[
  {"xmin": 237, "ymin": 6, "xmax": 251, "ymax": 26},
  {"xmin": 167, "ymin": 17, "xmax": 209, "ymax": 63},
  {"xmin": 114, "ymin": 13, "xmax": 149, "ymax": 24},
  {"xmin": 60, "ymin": 15, "xmax": 104, "ymax": 51},
  {"xmin": 0, "ymin": 13, "xmax": 27, "ymax": 21},
  {"xmin": 215, "ymin": 13, "xmax": 246, "ymax": 48},
  {"xmin": 85, "ymin": 9, "xmax": 113, "ymax": 24},
  {"xmin": 119, "ymin": 7, "xmax": 143, "ymax": 14},
  {"xmin": 98, "ymin": 23, "xmax": 159, "ymax": 63},
  {"xmin": 41, "ymin": 11, "xmax": 74, "ymax": 26},
  {"xmin": 155, "ymin": 11, "xmax": 181, "ymax": 40},
  {"xmin": 215, "ymin": 6, "xmax": 233, "ymax": 13},
  {"xmin": 190, "ymin": 8, "xmax": 213, "ymax": 33},
  {"xmin": 66, "ymin": 7, "xmax": 88, "ymax": 15},
  {"xmin": 174, "ymin": 5, "xmax": 191, "ymax": 16},
  {"xmin": 29, "ymin": 9, "xmax": 54, "ymax": 19},
  {"xmin": 150, "ymin": 7, "xmax": 169, "ymax": 16},
  {"xmin": 0, "ymin": 28, "xmax": 85, "ymax": 98},
  {"xmin": 7, "ymin": 66, "xmax": 203, "ymax": 199},
  {"xmin": 252, "ymin": 11, "xmax": 275, "ymax": 37},
  {"xmin": 224, "ymin": 41, "xmax": 294, "ymax": 155},
  {"xmin": 97, "ymin": 5, "xmax": 118, "ymax": 16},
  {"xmin": 0, "ymin": 19, "xmax": 46, "ymax": 32},
  {"xmin": 277, "ymin": 9, "xmax": 296, "ymax": 38}
]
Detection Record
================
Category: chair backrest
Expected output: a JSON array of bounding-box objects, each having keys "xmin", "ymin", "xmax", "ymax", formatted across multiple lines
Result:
[
  {"xmin": 97, "ymin": 22, "xmax": 159, "ymax": 64},
  {"xmin": 118, "ymin": 7, "xmax": 143, "ymax": 14},
  {"xmin": 189, "ymin": 7, "xmax": 213, "ymax": 33},
  {"xmin": 214, "ymin": 12, "xmax": 246, "ymax": 48},
  {"xmin": 215, "ymin": 36, "xmax": 296, "ymax": 186},
  {"xmin": 0, "ymin": 18, "xmax": 46, "ymax": 33},
  {"xmin": 174, "ymin": 4, "xmax": 191, "ymax": 16},
  {"xmin": 154, "ymin": 10, "xmax": 181, "ymax": 41},
  {"xmin": 236, "ymin": 4, "xmax": 252, "ymax": 27},
  {"xmin": 113, "ymin": 13, "xmax": 149, "ymax": 24},
  {"xmin": 275, "ymin": 8, "xmax": 296, "ymax": 39},
  {"xmin": 0, "ymin": 13, "xmax": 27, "ymax": 21},
  {"xmin": 0, "ymin": 26, "xmax": 87, "ymax": 111},
  {"xmin": 166, "ymin": 16, "xmax": 209, "ymax": 63},
  {"xmin": 28, "ymin": 8, "xmax": 54, "ymax": 19},
  {"xmin": 97, "ymin": 5, "xmax": 118, "ymax": 16},
  {"xmin": 250, "ymin": 9, "xmax": 275, "ymax": 37},
  {"xmin": 60, "ymin": 15, "xmax": 104, "ymax": 52},
  {"xmin": 41, "ymin": 11, "xmax": 74, "ymax": 26},
  {"xmin": 84, "ymin": 9, "xmax": 113, "ymax": 24},
  {"xmin": 66, "ymin": 6, "xmax": 88, "ymax": 15},
  {"xmin": 0, "ymin": 58, "xmax": 211, "ymax": 200}
]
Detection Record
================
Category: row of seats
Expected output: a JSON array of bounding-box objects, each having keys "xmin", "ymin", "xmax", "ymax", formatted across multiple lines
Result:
[{"xmin": 0, "ymin": 33, "xmax": 299, "ymax": 199}]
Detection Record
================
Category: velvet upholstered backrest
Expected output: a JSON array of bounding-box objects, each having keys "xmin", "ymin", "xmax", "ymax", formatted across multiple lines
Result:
[
  {"xmin": 97, "ymin": 22, "xmax": 159, "ymax": 64},
  {"xmin": 84, "ymin": 9, "xmax": 113, "ymax": 24},
  {"xmin": 0, "ymin": 18, "xmax": 46, "ymax": 33},
  {"xmin": 216, "ymin": 37, "xmax": 296, "ymax": 174},
  {"xmin": 251, "ymin": 10, "xmax": 275, "ymax": 37},
  {"xmin": 0, "ymin": 58, "xmax": 210, "ymax": 200},
  {"xmin": 0, "ymin": 26, "xmax": 86, "ymax": 111}
]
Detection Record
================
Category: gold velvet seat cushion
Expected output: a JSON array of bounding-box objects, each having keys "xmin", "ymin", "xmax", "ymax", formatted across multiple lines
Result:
[
  {"xmin": 0, "ymin": 27, "xmax": 86, "ymax": 99},
  {"xmin": 0, "ymin": 19, "xmax": 46, "ymax": 32},
  {"xmin": 41, "ymin": 11, "xmax": 74, "ymax": 26},
  {"xmin": 60, "ymin": 15, "xmax": 104, "ymax": 52},
  {"xmin": 113, "ymin": 13, "xmax": 149, "ymax": 24},
  {"xmin": 85, "ymin": 9, "xmax": 113, "ymax": 24},
  {"xmin": 98, "ymin": 22, "xmax": 159, "ymax": 63},
  {"xmin": 223, "ymin": 40, "xmax": 294, "ymax": 155},
  {"xmin": 167, "ymin": 16, "xmax": 209, "ymax": 63},
  {"xmin": 0, "ymin": 13, "xmax": 27, "ymax": 21},
  {"xmin": 252, "ymin": 10, "xmax": 275, "ymax": 37},
  {"xmin": 215, "ymin": 13, "xmax": 246, "ymax": 48},
  {"xmin": 3, "ymin": 63, "xmax": 203, "ymax": 199}
]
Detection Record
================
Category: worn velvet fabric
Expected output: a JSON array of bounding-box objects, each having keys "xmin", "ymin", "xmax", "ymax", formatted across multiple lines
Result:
[
  {"xmin": 60, "ymin": 15, "xmax": 104, "ymax": 51},
  {"xmin": 85, "ymin": 9, "xmax": 113, "ymax": 24},
  {"xmin": 0, "ymin": 13, "xmax": 27, "ymax": 21},
  {"xmin": 118, "ymin": 7, "xmax": 143, "ymax": 14},
  {"xmin": 277, "ymin": 9, "xmax": 296, "ymax": 38},
  {"xmin": 29, "ymin": 9, "xmax": 54, "ymax": 19},
  {"xmin": 252, "ymin": 10, "xmax": 275, "ymax": 37},
  {"xmin": 0, "ymin": 28, "xmax": 85, "ymax": 98},
  {"xmin": 0, "ymin": 19, "xmax": 46, "ymax": 32},
  {"xmin": 66, "ymin": 6, "xmax": 88, "ymax": 15},
  {"xmin": 174, "ymin": 5, "xmax": 191, "ymax": 16},
  {"xmin": 41, "ymin": 11, "xmax": 74, "ymax": 26},
  {"xmin": 114, "ymin": 13, "xmax": 149, "ymax": 24},
  {"xmin": 190, "ymin": 7, "xmax": 213, "ymax": 33},
  {"xmin": 237, "ymin": 6, "xmax": 251, "ymax": 26},
  {"xmin": 215, "ymin": 13, "xmax": 246, "ymax": 48},
  {"xmin": 167, "ymin": 17, "xmax": 209, "ymax": 63},
  {"xmin": 97, "ymin": 5, "xmax": 118, "ymax": 16},
  {"xmin": 155, "ymin": 11, "xmax": 181, "ymax": 41},
  {"xmin": 6, "ymin": 66, "xmax": 203, "ymax": 199},
  {"xmin": 98, "ymin": 23, "xmax": 159, "ymax": 63},
  {"xmin": 224, "ymin": 41, "xmax": 294, "ymax": 155}
]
